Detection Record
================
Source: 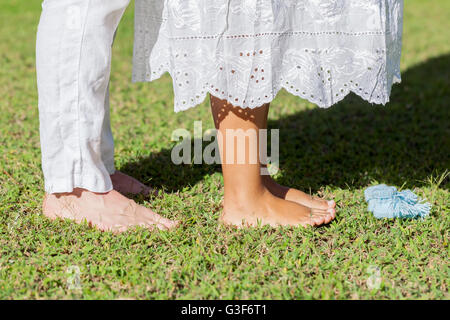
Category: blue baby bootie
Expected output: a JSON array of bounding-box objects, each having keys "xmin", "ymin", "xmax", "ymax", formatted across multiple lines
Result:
[{"xmin": 364, "ymin": 184, "xmax": 431, "ymax": 219}]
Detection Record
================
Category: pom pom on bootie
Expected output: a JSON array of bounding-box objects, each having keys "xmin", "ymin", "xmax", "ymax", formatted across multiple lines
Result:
[{"xmin": 364, "ymin": 184, "xmax": 431, "ymax": 219}]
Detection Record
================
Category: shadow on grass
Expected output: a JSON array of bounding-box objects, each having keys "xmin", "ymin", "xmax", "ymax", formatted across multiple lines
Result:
[{"xmin": 120, "ymin": 54, "xmax": 450, "ymax": 193}]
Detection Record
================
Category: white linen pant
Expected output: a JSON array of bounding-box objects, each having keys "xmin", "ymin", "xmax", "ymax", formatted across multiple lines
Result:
[{"xmin": 36, "ymin": 0, "xmax": 130, "ymax": 193}]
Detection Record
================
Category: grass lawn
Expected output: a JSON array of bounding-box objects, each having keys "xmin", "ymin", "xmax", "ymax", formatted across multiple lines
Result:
[{"xmin": 0, "ymin": 0, "xmax": 449, "ymax": 300}]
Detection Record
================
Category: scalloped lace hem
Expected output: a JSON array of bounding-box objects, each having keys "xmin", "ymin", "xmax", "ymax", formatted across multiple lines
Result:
[
  {"xmin": 149, "ymin": 68, "xmax": 402, "ymax": 113},
  {"xmin": 133, "ymin": 0, "xmax": 403, "ymax": 112}
]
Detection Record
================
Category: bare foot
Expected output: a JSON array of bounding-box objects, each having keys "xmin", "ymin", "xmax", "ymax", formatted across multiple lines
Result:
[
  {"xmin": 43, "ymin": 188, "xmax": 177, "ymax": 233},
  {"xmin": 262, "ymin": 175, "xmax": 335, "ymax": 211},
  {"xmin": 110, "ymin": 171, "xmax": 156, "ymax": 197},
  {"xmin": 220, "ymin": 187, "xmax": 336, "ymax": 228}
]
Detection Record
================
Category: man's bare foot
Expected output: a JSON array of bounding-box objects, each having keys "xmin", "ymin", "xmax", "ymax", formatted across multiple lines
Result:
[
  {"xmin": 43, "ymin": 188, "xmax": 177, "ymax": 233},
  {"xmin": 220, "ymin": 187, "xmax": 336, "ymax": 228},
  {"xmin": 110, "ymin": 171, "xmax": 156, "ymax": 197},
  {"xmin": 262, "ymin": 175, "xmax": 336, "ymax": 211}
]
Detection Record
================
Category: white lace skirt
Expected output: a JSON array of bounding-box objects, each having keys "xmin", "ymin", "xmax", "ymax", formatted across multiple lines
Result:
[{"xmin": 133, "ymin": 0, "xmax": 404, "ymax": 112}]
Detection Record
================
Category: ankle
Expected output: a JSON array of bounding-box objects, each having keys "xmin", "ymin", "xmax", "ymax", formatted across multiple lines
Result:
[{"xmin": 223, "ymin": 186, "xmax": 270, "ymax": 208}]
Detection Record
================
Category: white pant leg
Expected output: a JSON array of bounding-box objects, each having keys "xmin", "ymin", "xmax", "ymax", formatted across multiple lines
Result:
[
  {"xmin": 36, "ymin": 0, "xmax": 130, "ymax": 193},
  {"xmin": 101, "ymin": 84, "xmax": 115, "ymax": 176}
]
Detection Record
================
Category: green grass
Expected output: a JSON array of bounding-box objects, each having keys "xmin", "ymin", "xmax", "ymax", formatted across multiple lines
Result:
[{"xmin": 0, "ymin": 0, "xmax": 449, "ymax": 300}]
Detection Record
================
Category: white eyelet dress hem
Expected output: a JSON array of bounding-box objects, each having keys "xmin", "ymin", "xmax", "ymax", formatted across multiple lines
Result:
[{"xmin": 133, "ymin": 0, "xmax": 404, "ymax": 112}]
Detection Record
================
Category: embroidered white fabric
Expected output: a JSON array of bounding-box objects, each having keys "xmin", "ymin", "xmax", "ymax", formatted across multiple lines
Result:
[{"xmin": 133, "ymin": 0, "xmax": 404, "ymax": 112}]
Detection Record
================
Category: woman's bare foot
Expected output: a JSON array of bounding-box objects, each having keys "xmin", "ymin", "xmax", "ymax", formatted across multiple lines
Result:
[
  {"xmin": 110, "ymin": 171, "xmax": 156, "ymax": 197},
  {"xmin": 220, "ymin": 187, "xmax": 336, "ymax": 228},
  {"xmin": 262, "ymin": 175, "xmax": 335, "ymax": 210},
  {"xmin": 210, "ymin": 96, "xmax": 336, "ymax": 229},
  {"xmin": 43, "ymin": 188, "xmax": 177, "ymax": 233}
]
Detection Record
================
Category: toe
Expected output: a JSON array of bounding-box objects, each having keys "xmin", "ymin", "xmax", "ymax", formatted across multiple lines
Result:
[
  {"xmin": 113, "ymin": 225, "xmax": 130, "ymax": 233},
  {"xmin": 327, "ymin": 208, "xmax": 336, "ymax": 220},
  {"xmin": 319, "ymin": 209, "xmax": 335, "ymax": 224},
  {"xmin": 169, "ymin": 219, "xmax": 180, "ymax": 229},
  {"xmin": 310, "ymin": 207, "xmax": 335, "ymax": 225},
  {"xmin": 323, "ymin": 213, "xmax": 333, "ymax": 224},
  {"xmin": 147, "ymin": 213, "xmax": 177, "ymax": 230},
  {"xmin": 138, "ymin": 220, "xmax": 165, "ymax": 231},
  {"xmin": 160, "ymin": 217, "xmax": 179, "ymax": 229},
  {"xmin": 154, "ymin": 222, "xmax": 169, "ymax": 231},
  {"xmin": 312, "ymin": 214, "xmax": 326, "ymax": 225}
]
